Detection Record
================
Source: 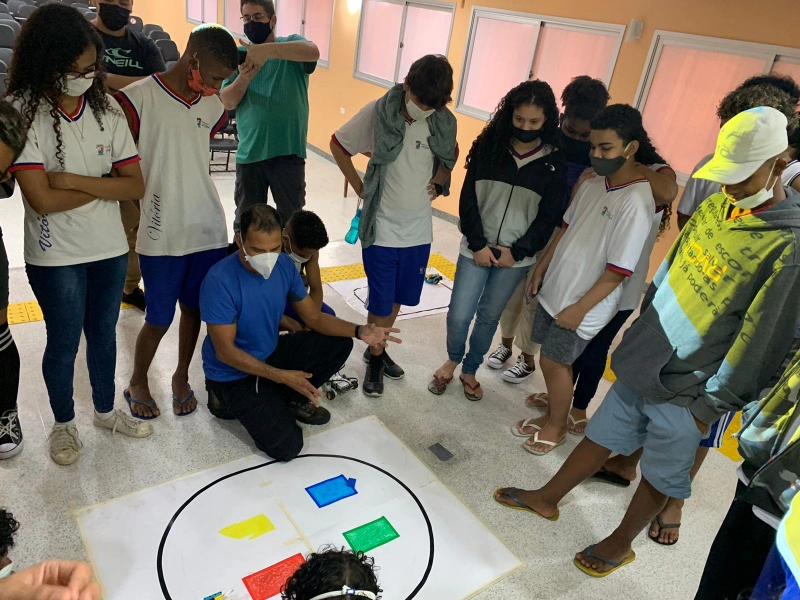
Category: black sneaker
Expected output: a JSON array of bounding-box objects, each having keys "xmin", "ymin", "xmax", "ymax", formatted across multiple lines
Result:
[
  {"xmin": 206, "ymin": 387, "xmax": 236, "ymax": 420},
  {"xmin": 362, "ymin": 356, "xmax": 384, "ymax": 397},
  {"xmin": 290, "ymin": 401, "xmax": 331, "ymax": 425},
  {"xmin": 487, "ymin": 343, "xmax": 512, "ymax": 369},
  {"xmin": 362, "ymin": 348, "xmax": 404, "ymax": 380},
  {"xmin": 122, "ymin": 287, "xmax": 146, "ymax": 311},
  {"xmin": 0, "ymin": 409, "xmax": 24, "ymax": 460}
]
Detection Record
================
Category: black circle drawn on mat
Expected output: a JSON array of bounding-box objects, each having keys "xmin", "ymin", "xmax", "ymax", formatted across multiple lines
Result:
[{"xmin": 156, "ymin": 453, "xmax": 434, "ymax": 599}]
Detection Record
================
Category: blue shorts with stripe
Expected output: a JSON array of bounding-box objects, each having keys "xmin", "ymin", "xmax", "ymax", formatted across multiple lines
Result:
[{"xmin": 699, "ymin": 411, "xmax": 736, "ymax": 448}]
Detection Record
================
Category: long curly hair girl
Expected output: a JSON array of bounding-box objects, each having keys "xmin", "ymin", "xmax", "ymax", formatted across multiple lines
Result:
[
  {"xmin": 591, "ymin": 104, "xmax": 672, "ymax": 236},
  {"xmin": 6, "ymin": 4, "xmax": 113, "ymax": 170},
  {"xmin": 465, "ymin": 80, "xmax": 560, "ymax": 172}
]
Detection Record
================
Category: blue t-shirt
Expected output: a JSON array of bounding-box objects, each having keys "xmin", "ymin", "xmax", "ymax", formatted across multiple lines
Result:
[{"xmin": 200, "ymin": 252, "xmax": 308, "ymax": 382}]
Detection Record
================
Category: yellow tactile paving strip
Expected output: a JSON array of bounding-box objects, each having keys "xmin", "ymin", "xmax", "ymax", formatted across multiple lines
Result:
[{"xmin": 5, "ymin": 251, "xmax": 742, "ymax": 458}]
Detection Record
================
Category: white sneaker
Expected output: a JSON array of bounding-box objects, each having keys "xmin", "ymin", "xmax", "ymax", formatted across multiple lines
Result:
[
  {"xmin": 487, "ymin": 344, "xmax": 513, "ymax": 369},
  {"xmin": 93, "ymin": 410, "xmax": 154, "ymax": 438},
  {"xmin": 502, "ymin": 354, "xmax": 535, "ymax": 383},
  {"xmin": 49, "ymin": 423, "xmax": 82, "ymax": 466}
]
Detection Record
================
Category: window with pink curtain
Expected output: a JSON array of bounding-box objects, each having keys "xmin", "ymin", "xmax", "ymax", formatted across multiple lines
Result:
[
  {"xmin": 641, "ymin": 45, "xmax": 768, "ymax": 176},
  {"xmin": 276, "ymin": 0, "xmax": 303, "ymax": 37},
  {"xmin": 461, "ymin": 16, "xmax": 538, "ymax": 115},
  {"xmin": 773, "ymin": 59, "xmax": 800, "ymax": 86},
  {"xmin": 187, "ymin": 0, "xmax": 202, "ymax": 22},
  {"xmin": 531, "ymin": 25, "xmax": 618, "ymax": 107},
  {"xmin": 225, "ymin": 0, "xmax": 244, "ymax": 35},
  {"xmin": 304, "ymin": 0, "xmax": 334, "ymax": 63},
  {"xmin": 357, "ymin": 0, "xmax": 403, "ymax": 83},
  {"xmin": 203, "ymin": 0, "xmax": 217, "ymax": 23},
  {"xmin": 396, "ymin": 4, "xmax": 451, "ymax": 82}
]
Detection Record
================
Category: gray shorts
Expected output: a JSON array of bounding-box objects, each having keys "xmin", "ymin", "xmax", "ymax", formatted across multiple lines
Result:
[
  {"xmin": 585, "ymin": 381, "xmax": 704, "ymax": 499},
  {"xmin": 0, "ymin": 229, "xmax": 7, "ymax": 310},
  {"xmin": 530, "ymin": 303, "xmax": 590, "ymax": 364}
]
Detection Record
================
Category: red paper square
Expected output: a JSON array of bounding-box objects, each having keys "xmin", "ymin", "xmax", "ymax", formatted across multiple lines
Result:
[{"xmin": 242, "ymin": 554, "xmax": 306, "ymax": 600}]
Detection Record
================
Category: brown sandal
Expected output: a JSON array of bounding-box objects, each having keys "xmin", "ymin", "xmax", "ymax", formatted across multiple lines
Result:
[
  {"xmin": 459, "ymin": 376, "xmax": 483, "ymax": 401},
  {"xmin": 427, "ymin": 373, "xmax": 453, "ymax": 395}
]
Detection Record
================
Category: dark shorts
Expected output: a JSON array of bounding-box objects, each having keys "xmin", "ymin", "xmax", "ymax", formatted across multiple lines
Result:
[
  {"xmin": 233, "ymin": 155, "xmax": 306, "ymax": 229},
  {"xmin": 530, "ymin": 303, "xmax": 590, "ymax": 364},
  {"xmin": 139, "ymin": 247, "xmax": 227, "ymax": 327},
  {"xmin": 362, "ymin": 243, "xmax": 431, "ymax": 318}
]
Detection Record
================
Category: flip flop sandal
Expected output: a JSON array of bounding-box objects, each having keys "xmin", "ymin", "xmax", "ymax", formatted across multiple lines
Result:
[
  {"xmin": 525, "ymin": 392, "xmax": 549, "ymax": 409},
  {"xmin": 427, "ymin": 374, "xmax": 453, "ymax": 395},
  {"xmin": 523, "ymin": 431, "xmax": 567, "ymax": 456},
  {"xmin": 591, "ymin": 467, "xmax": 632, "ymax": 488},
  {"xmin": 649, "ymin": 515, "xmax": 681, "ymax": 546},
  {"xmin": 573, "ymin": 545, "xmax": 636, "ymax": 578},
  {"xmin": 459, "ymin": 376, "xmax": 483, "ymax": 401},
  {"xmin": 568, "ymin": 414, "xmax": 589, "ymax": 436},
  {"xmin": 173, "ymin": 390, "xmax": 197, "ymax": 417},
  {"xmin": 123, "ymin": 389, "xmax": 159, "ymax": 421},
  {"xmin": 510, "ymin": 417, "xmax": 542, "ymax": 437},
  {"xmin": 492, "ymin": 487, "xmax": 559, "ymax": 521}
]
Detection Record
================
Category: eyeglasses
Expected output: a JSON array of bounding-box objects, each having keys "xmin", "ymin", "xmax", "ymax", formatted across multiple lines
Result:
[
  {"xmin": 240, "ymin": 12, "xmax": 271, "ymax": 24},
  {"xmin": 65, "ymin": 69, "xmax": 98, "ymax": 80}
]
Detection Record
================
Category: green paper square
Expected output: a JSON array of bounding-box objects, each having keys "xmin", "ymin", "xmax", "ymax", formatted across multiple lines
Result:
[{"xmin": 342, "ymin": 516, "xmax": 400, "ymax": 553}]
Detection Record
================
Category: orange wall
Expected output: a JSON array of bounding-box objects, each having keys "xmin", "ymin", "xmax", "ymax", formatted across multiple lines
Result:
[{"xmin": 134, "ymin": 0, "xmax": 800, "ymax": 277}]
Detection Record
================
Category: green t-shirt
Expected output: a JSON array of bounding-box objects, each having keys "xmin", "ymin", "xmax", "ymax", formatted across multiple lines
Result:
[{"xmin": 223, "ymin": 35, "xmax": 316, "ymax": 164}]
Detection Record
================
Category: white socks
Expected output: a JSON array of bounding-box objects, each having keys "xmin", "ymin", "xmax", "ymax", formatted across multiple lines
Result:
[{"xmin": 94, "ymin": 409, "xmax": 115, "ymax": 421}]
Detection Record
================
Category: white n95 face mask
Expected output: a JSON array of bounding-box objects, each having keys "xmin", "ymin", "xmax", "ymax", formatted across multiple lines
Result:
[
  {"xmin": 406, "ymin": 98, "xmax": 435, "ymax": 121},
  {"xmin": 243, "ymin": 247, "xmax": 280, "ymax": 279}
]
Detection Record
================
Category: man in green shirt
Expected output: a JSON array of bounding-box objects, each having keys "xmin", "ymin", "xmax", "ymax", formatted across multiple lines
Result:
[{"xmin": 221, "ymin": 0, "xmax": 319, "ymax": 228}]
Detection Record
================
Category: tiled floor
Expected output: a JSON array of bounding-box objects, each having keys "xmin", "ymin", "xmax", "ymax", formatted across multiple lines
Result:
[{"xmin": 0, "ymin": 152, "xmax": 739, "ymax": 599}]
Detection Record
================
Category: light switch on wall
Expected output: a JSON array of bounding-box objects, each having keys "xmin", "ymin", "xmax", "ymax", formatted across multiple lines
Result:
[{"xmin": 340, "ymin": 107, "xmax": 345, "ymax": 115}]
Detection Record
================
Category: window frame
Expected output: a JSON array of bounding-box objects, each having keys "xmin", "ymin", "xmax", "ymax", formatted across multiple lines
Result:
[
  {"xmin": 187, "ymin": 0, "xmax": 217, "ymax": 25},
  {"xmin": 455, "ymin": 6, "xmax": 624, "ymax": 121},
  {"xmin": 353, "ymin": 0, "xmax": 455, "ymax": 88},
  {"xmin": 634, "ymin": 30, "xmax": 800, "ymax": 184}
]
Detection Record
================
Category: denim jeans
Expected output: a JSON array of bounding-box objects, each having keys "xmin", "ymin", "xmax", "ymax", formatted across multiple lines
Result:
[
  {"xmin": 446, "ymin": 254, "xmax": 528, "ymax": 375},
  {"xmin": 26, "ymin": 253, "xmax": 127, "ymax": 423}
]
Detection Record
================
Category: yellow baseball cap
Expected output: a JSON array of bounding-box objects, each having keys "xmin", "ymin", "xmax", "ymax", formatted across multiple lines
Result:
[{"xmin": 693, "ymin": 106, "xmax": 788, "ymax": 185}]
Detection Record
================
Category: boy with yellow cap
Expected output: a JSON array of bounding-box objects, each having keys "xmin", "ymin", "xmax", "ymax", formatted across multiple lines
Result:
[{"xmin": 494, "ymin": 106, "xmax": 800, "ymax": 577}]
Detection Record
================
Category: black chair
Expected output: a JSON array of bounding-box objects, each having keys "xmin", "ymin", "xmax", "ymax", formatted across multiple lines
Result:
[
  {"xmin": 71, "ymin": 1, "xmax": 88, "ymax": 8},
  {"xmin": 223, "ymin": 107, "xmax": 236, "ymax": 136},
  {"xmin": 0, "ymin": 13, "xmax": 15, "ymax": 21},
  {"xmin": 149, "ymin": 30, "xmax": 170, "ymax": 42},
  {"xmin": 0, "ymin": 4, "xmax": 9, "ymax": 14},
  {"xmin": 143, "ymin": 23, "xmax": 162, "ymax": 37},
  {"xmin": 156, "ymin": 39, "xmax": 179, "ymax": 63},
  {"xmin": 82, "ymin": 10, "xmax": 94, "ymax": 20},
  {"xmin": 128, "ymin": 14, "xmax": 143, "ymax": 31},
  {"xmin": 0, "ymin": 24, "xmax": 14, "ymax": 48},
  {"xmin": 16, "ymin": 4, "xmax": 35, "ymax": 17},
  {"xmin": 0, "ymin": 48, "xmax": 13, "ymax": 66}
]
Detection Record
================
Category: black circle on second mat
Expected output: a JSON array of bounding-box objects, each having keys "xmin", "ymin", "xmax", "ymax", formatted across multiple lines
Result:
[{"xmin": 156, "ymin": 453, "xmax": 434, "ymax": 599}]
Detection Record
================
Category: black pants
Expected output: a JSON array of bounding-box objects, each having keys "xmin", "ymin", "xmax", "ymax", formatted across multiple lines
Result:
[
  {"xmin": 206, "ymin": 331, "xmax": 353, "ymax": 461},
  {"xmin": 571, "ymin": 309, "xmax": 633, "ymax": 410},
  {"xmin": 233, "ymin": 155, "xmax": 306, "ymax": 229},
  {"xmin": 694, "ymin": 481, "xmax": 776, "ymax": 600}
]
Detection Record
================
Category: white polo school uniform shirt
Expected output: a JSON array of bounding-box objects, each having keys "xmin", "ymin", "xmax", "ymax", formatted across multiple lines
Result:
[
  {"xmin": 9, "ymin": 95, "xmax": 140, "ymax": 267},
  {"xmin": 115, "ymin": 74, "xmax": 228, "ymax": 257},
  {"xmin": 537, "ymin": 175, "xmax": 654, "ymax": 340}
]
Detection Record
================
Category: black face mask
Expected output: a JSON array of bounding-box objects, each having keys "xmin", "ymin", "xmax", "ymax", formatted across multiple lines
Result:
[
  {"xmin": 98, "ymin": 3, "xmax": 131, "ymax": 32},
  {"xmin": 560, "ymin": 131, "xmax": 592, "ymax": 165},
  {"xmin": 244, "ymin": 20, "xmax": 272, "ymax": 44},
  {"xmin": 512, "ymin": 126, "xmax": 540, "ymax": 144}
]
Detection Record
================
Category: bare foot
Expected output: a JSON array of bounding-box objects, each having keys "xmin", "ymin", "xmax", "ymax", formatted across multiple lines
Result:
[
  {"xmin": 125, "ymin": 384, "xmax": 160, "ymax": 418},
  {"xmin": 434, "ymin": 360, "xmax": 458, "ymax": 381},
  {"xmin": 575, "ymin": 535, "xmax": 634, "ymax": 574},
  {"xmin": 494, "ymin": 487, "xmax": 558, "ymax": 519},
  {"xmin": 525, "ymin": 422, "xmax": 567, "ymax": 454},
  {"xmin": 568, "ymin": 408, "xmax": 589, "ymax": 434},
  {"xmin": 172, "ymin": 376, "xmax": 197, "ymax": 416},
  {"xmin": 602, "ymin": 453, "xmax": 638, "ymax": 483},
  {"xmin": 525, "ymin": 392, "xmax": 548, "ymax": 408},
  {"xmin": 514, "ymin": 414, "xmax": 548, "ymax": 436},
  {"xmin": 649, "ymin": 498, "xmax": 682, "ymax": 545}
]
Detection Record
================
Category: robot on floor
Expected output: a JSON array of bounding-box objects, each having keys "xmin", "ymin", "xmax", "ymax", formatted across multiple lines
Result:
[{"xmin": 321, "ymin": 371, "xmax": 359, "ymax": 400}]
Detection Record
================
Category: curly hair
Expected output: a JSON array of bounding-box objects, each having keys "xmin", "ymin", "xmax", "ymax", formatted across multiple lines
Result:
[
  {"xmin": 6, "ymin": 4, "xmax": 113, "ymax": 170},
  {"xmin": 591, "ymin": 104, "xmax": 672, "ymax": 235},
  {"xmin": 287, "ymin": 210, "xmax": 329, "ymax": 251},
  {"xmin": 738, "ymin": 73, "xmax": 800, "ymax": 104},
  {"xmin": 717, "ymin": 84, "xmax": 797, "ymax": 123},
  {"xmin": 561, "ymin": 75, "xmax": 610, "ymax": 122},
  {"xmin": 788, "ymin": 113, "xmax": 800, "ymax": 158},
  {"xmin": 465, "ymin": 80, "xmax": 560, "ymax": 173},
  {"xmin": 282, "ymin": 547, "xmax": 381, "ymax": 600},
  {"xmin": 0, "ymin": 509, "xmax": 19, "ymax": 560}
]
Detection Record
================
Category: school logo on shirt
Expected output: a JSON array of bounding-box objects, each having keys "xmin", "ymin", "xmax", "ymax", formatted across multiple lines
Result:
[
  {"xmin": 414, "ymin": 140, "xmax": 430, "ymax": 151},
  {"xmin": 197, "ymin": 118, "xmax": 210, "ymax": 130},
  {"xmin": 103, "ymin": 48, "xmax": 143, "ymax": 71},
  {"xmin": 600, "ymin": 206, "xmax": 614, "ymax": 219},
  {"xmin": 96, "ymin": 145, "xmax": 106, "ymax": 156}
]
